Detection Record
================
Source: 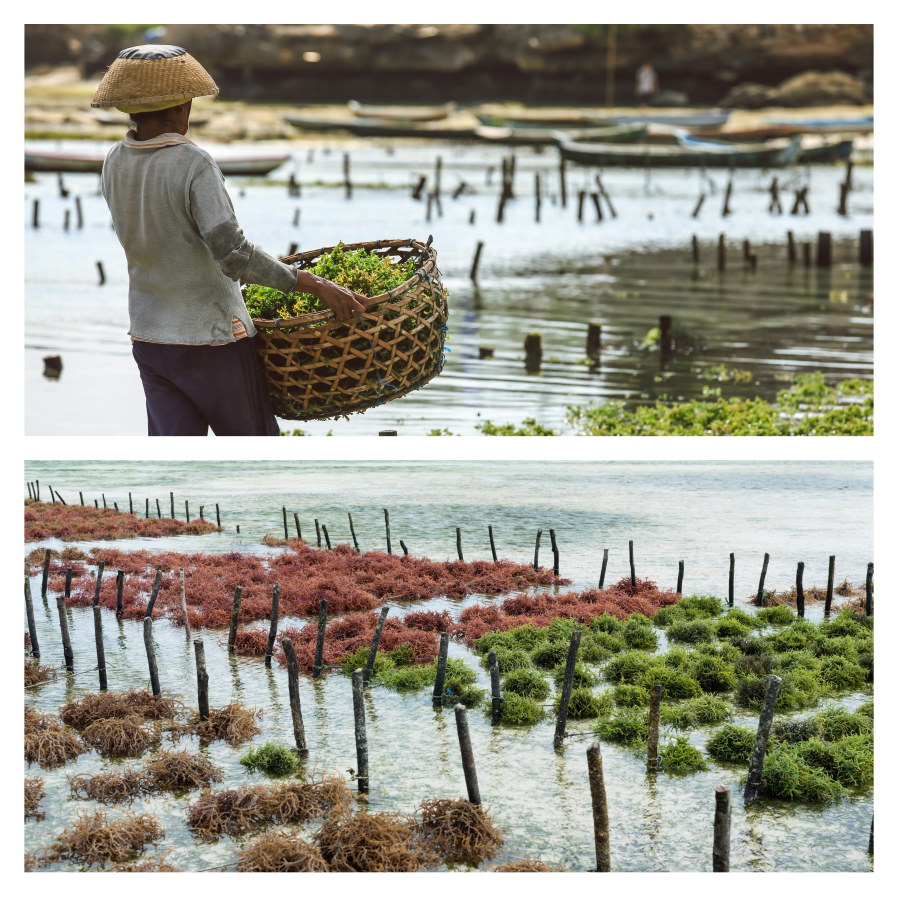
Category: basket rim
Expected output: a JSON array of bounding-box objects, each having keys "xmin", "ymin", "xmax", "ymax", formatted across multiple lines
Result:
[{"xmin": 250, "ymin": 237, "xmax": 438, "ymax": 330}]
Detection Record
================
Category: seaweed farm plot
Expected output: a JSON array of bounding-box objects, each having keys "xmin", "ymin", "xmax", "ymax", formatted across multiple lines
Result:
[{"xmin": 24, "ymin": 555, "xmax": 874, "ymax": 872}]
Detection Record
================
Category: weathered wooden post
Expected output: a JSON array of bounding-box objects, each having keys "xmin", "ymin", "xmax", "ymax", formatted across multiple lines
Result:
[
  {"xmin": 294, "ymin": 512, "xmax": 302, "ymax": 541},
  {"xmin": 193, "ymin": 639, "xmax": 209, "ymax": 722},
  {"xmin": 348, "ymin": 512, "xmax": 359, "ymax": 551},
  {"xmin": 717, "ymin": 233, "xmax": 726, "ymax": 271},
  {"xmin": 454, "ymin": 704, "xmax": 481, "ymax": 805},
  {"xmin": 93, "ymin": 606, "xmax": 107, "ymax": 690},
  {"xmin": 433, "ymin": 632, "xmax": 450, "ymax": 705},
  {"xmin": 265, "ymin": 584, "xmax": 280, "ymax": 667},
  {"xmin": 314, "ymin": 518, "xmax": 321, "ymax": 548},
  {"xmin": 227, "ymin": 586, "xmax": 243, "ymax": 652},
  {"xmin": 647, "ymin": 683, "xmax": 662, "ymax": 767},
  {"xmin": 65, "ymin": 567, "xmax": 72, "ymax": 600},
  {"xmin": 185, "ymin": 500, "xmax": 189, "ymax": 521},
  {"xmin": 488, "ymin": 525, "xmax": 498, "ymax": 562},
  {"xmin": 755, "ymin": 552, "xmax": 770, "ymax": 606},
  {"xmin": 24, "ymin": 564, "xmax": 40, "ymax": 657},
  {"xmin": 787, "ymin": 230, "xmax": 796, "ymax": 263},
  {"xmin": 352, "ymin": 669, "xmax": 369, "ymax": 793},
  {"xmin": 559, "ymin": 155, "xmax": 567, "ymax": 207},
  {"xmin": 322, "ymin": 524, "xmax": 332, "ymax": 550},
  {"xmin": 488, "ymin": 650, "xmax": 501, "ymax": 725},
  {"xmin": 92, "ymin": 561, "xmax": 105, "ymax": 607},
  {"xmin": 115, "ymin": 569, "xmax": 124, "ymax": 615},
  {"xmin": 313, "ymin": 597, "xmax": 328, "ymax": 677},
  {"xmin": 143, "ymin": 617, "xmax": 161, "ymax": 696},
  {"xmin": 41, "ymin": 548, "xmax": 51, "ymax": 597},
  {"xmin": 865, "ymin": 562, "xmax": 873, "ymax": 617},
  {"xmin": 524, "ymin": 333, "xmax": 542, "ymax": 368},
  {"xmin": 178, "ymin": 567, "xmax": 191, "ymax": 639},
  {"xmin": 470, "ymin": 241, "xmax": 484, "ymax": 282},
  {"xmin": 553, "ymin": 630, "xmax": 582, "ymax": 749},
  {"xmin": 363, "ymin": 607, "xmax": 389, "ymax": 684},
  {"xmin": 728, "ymin": 553, "xmax": 735, "ymax": 607},
  {"xmin": 816, "ymin": 231, "xmax": 832, "ymax": 268},
  {"xmin": 692, "ymin": 234, "xmax": 700, "ymax": 264},
  {"xmin": 859, "ymin": 229, "xmax": 873, "ymax": 267},
  {"xmin": 170, "ymin": 492, "xmax": 174, "ymax": 519},
  {"xmin": 383, "ymin": 508, "xmax": 392, "ymax": 555},
  {"xmin": 535, "ymin": 171, "xmax": 541, "ymax": 222},
  {"xmin": 281, "ymin": 638, "xmax": 308, "ymax": 756},
  {"xmin": 456, "ymin": 527, "xmax": 464, "ymax": 562},
  {"xmin": 56, "ymin": 595, "xmax": 74, "ymax": 673},
  {"xmin": 549, "ymin": 529, "xmax": 560, "ymax": 576},
  {"xmin": 677, "ymin": 560, "xmax": 684, "ymax": 594},
  {"xmin": 599, "ymin": 549, "xmax": 609, "ymax": 589},
  {"xmin": 216, "ymin": 503, "xmax": 221, "ymax": 527},
  {"xmin": 824, "ymin": 555, "xmax": 836, "ymax": 615},
  {"xmin": 868, "ymin": 816, "xmax": 874, "ymax": 855},
  {"xmin": 129, "ymin": 492, "xmax": 133, "ymax": 514},
  {"xmin": 713, "ymin": 785, "xmax": 731, "ymax": 872},
  {"xmin": 744, "ymin": 674, "xmax": 782, "ymax": 803},
  {"xmin": 283, "ymin": 506, "xmax": 288, "ymax": 540},
  {"xmin": 533, "ymin": 529, "xmax": 542, "ymax": 570},
  {"xmin": 145, "ymin": 568, "xmax": 163, "ymax": 617},
  {"xmin": 796, "ymin": 561, "xmax": 805, "ymax": 617},
  {"xmin": 629, "ymin": 540, "xmax": 636, "ymax": 588},
  {"xmin": 587, "ymin": 321, "xmax": 602, "ymax": 362},
  {"xmin": 586, "ymin": 743, "xmax": 611, "ymax": 872},
  {"xmin": 399, "ymin": 540, "xmax": 409, "ymax": 556}
]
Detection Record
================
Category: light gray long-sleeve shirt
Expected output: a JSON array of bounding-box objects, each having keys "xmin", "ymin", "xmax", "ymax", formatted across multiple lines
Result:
[{"xmin": 101, "ymin": 134, "xmax": 297, "ymax": 345}]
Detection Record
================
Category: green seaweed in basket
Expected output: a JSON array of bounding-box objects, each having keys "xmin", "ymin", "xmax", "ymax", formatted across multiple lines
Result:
[{"xmin": 244, "ymin": 244, "xmax": 420, "ymax": 320}]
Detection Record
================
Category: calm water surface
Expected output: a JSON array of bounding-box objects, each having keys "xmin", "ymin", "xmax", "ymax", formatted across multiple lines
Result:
[
  {"xmin": 24, "ymin": 139, "xmax": 873, "ymax": 435},
  {"xmin": 24, "ymin": 461, "xmax": 874, "ymax": 871}
]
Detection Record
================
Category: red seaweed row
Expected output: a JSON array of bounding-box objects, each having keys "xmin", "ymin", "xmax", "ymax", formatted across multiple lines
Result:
[{"xmin": 25, "ymin": 499, "xmax": 221, "ymax": 543}]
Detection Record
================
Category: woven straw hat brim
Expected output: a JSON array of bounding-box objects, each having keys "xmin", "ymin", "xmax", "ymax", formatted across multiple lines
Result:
[{"xmin": 92, "ymin": 52, "xmax": 218, "ymax": 109}]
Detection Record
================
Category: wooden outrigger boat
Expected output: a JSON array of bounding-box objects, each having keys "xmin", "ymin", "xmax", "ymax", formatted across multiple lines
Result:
[
  {"xmin": 762, "ymin": 116, "xmax": 873, "ymax": 135},
  {"xmin": 477, "ymin": 123, "xmax": 646, "ymax": 145},
  {"xmin": 556, "ymin": 135, "xmax": 801, "ymax": 168},
  {"xmin": 25, "ymin": 148, "xmax": 290, "ymax": 176},
  {"xmin": 348, "ymin": 100, "xmax": 456, "ymax": 121},
  {"xmin": 283, "ymin": 113, "xmax": 476, "ymax": 140}
]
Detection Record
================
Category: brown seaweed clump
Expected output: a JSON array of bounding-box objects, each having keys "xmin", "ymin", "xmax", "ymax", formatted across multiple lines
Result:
[
  {"xmin": 81, "ymin": 715, "xmax": 160, "ymax": 756},
  {"xmin": 24, "ymin": 853, "xmax": 38, "ymax": 872},
  {"xmin": 59, "ymin": 689, "xmax": 182, "ymax": 728},
  {"xmin": 25, "ymin": 776, "xmax": 45, "ymax": 820},
  {"xmin": 25, "ymin": 658, "xmax": 57, "ymax": 688},
  {"xmin": 265, "ymin": 772, "xmax": 352, "ymax": 824},
  {"xmin": 34, "ymin": 809, "xmax": 164, "ymax": 868},
  {"xmin": 144, "ymin": 749, "xmax": 224, "ymax": 791},
  {"xmin": 315, "ymin": 808, "xmax": 433, "ymax": 872},
  {"xmin": 236, "ymin": 831, "xmax": 330, "ymax": 872},
  {"xmin": 489, "ymin": 857, "xmax": 561, "ymax": 872},
  {"xmin": 416, "ymin": 798, "xmax": 504, "ymax": 865},
  {"xmin": 192, "ymin": 702, "xmax": 263, "ymax": 744},
  {"xmin": 24, "ymin": 707, "xmax": 88, "ymax": 767},
  {"xmin": 185, "ymin": 786, "xmax": 273, "ymax": 838},
  {"xmin": 69, "ymin": 768, "xmax": 153, "ymax": 804},
  {"xmin": 107, "ymin": 852, "xmax": 180, "ymax": 872}
]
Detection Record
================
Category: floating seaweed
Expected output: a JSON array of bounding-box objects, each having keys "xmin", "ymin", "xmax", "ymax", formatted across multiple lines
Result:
[
  {"xmin": 81, "ymin": 716, "xmax": 160, "ymax": 756},
  {"xmin": 190, "ymin": 702, "xmax": 263, "ymax": 744},
  {"xmin": 144, "ymin": 749, "xmax": 224, "ymax": 791},
  {"xmin": 185, "ymin": 786, "xmax": 273, "ymax": 838},
  {"xmin": 59, "ymin": 689, "xmax": 183, "ymax": 728},
  {"xmin": 236, "ymin": 831, "xmax": 330, "ymax": 872},
  {"xmin": 24, "ymin": 707, "xmax": 88, "ymax": 767},
  {"xmin": 416, "ymin": 798, "xmax": 504, "ymax": 865},
  {"xmin": 25, "ymin": 776, "xmax": 45, "ymax": 820},
  {"xmin": 24, "ymin": 658, "xmax": 57, "ymax": 687},
  {"xmin": 69, "ymin": 768, "xmax": 153, "ymax": 804},
  {"xmin": 265, "ymin": 772, "xmax": 353, "ymax": 824},
  {"xmin": 35, "ymin": 809, "xmax": 164, "ymax": 868}
]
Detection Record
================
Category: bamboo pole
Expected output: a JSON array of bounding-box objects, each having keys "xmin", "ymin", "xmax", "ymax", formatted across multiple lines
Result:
[
  {"xmin": 348, "ymin": 512, "xmax": 359, "ymax": 551},
  {"xmin": 383, "ymin": 508, "xmax": 392, "ymax": 555},
  {"xmin": 456, "ymin": 527, "xmax": 464, "ymax": 562},
  {"xmin": 533, "ymin": 529, "xmax": 542, "ymax": 570}
]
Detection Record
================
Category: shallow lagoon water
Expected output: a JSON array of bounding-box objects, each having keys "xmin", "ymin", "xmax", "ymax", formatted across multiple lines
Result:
[
  {"xmin": 24, "ymin": 139, "xmax": 873, "ymax": 435},
  {"xmin": 24, "ymin": 461, "xmax": 873, "ymax": 871}
]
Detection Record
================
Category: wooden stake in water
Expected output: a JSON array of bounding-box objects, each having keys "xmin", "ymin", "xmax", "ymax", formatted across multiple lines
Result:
[
  {"xmin": 586, "ymin": 743, "xmax": 611, "ymax": 872},
  {"xmin": 24, "ymin": 564, "xmax": 40, "ymax": 658},
  {"xmin": 383, "ymin": 508, "xmax": 392, "ymax": 555},
  {"xmin": 824, "ymin": 555, "xmax": 836, "ymax": 615},
  {"xmin": 456, "ymin": 527, "xmax": 464, "ymax": 562},
  {"xmin": 599, "ymin": 549, "xmax": 609, "ymax": 589},
  {"xmin": 729, "ymin": 553, "xmax": 735, "ymax": 607},
  {"xmin": 144, "ymin": 617, "xmax": 161, "ymax": 696},
  {"xmin": 348, "ymin": 512, "xmax": 359, "ymax": 551},
  {"xmin": 145, "ymin": 568, "xmax": 163, "ymax": 617},
  {"xmin": 283, "ymin": 506, "xmax": 288, "ymax": 540},
  {"xmin": 185, "ymin": 500, "xmax": 189, "ymax": 521},
  {"xmin": 129, "ymin": 492, "xmax": 133, "ymax": 514},
  {"xmin": 314, "ymin": 518, "xmax": 321, "ymax": 548},
  {"xmin": 455, "ymin": 704, "xmax": 481, "ymax": 805},
  {"xmin": 433, "ymin": 632, "xmax": 450, "ymax": 705},
  {"xmin": 156, "ymin": 499, "xmax": 161, "ymax": 519},
  {"xmin": 179, "ymin": 567, "xmax": 191, "ymax": 639},
  {"xmin": 56, "ymin": 595, "xmax": 74, "ymax": 673},
  {"xmin": 712, "ymin": 785, "xmax": 731, "ymax": 872},
  {"xmin": 322, "ymin": 525, "xmax": 332, "ymax": 550},
  {"xmin": 559, "ymin": 155, "xmax": 567, "ymax": 207},
  {"xmin": 744, "ymin": 674, "xmax": 782, "ymax": 803},
  {"xmin": 469, "ymin": 241, "xmax": 484, "ymax": 282},
  {"xmin": 755, "ymin": 552, "xmax": 770, "ymax": 606},
  {"xmin": 193, "ymin": 639, "xmax": 209, "ymax": 721},
  {"xmin": 116, "ymin": 570, "xmax": 124, "ymax": 615},
  {"xmin": 363, "ymin": 607, "xmax": 389, "ymax": 684},
  {"xmin": 92, "ymin": 561, "xmax": 105, "ymax": 607},
  {"xmin": 170, "ymin": 492, "xmax": 174, "ymax": 519},
  {"xmin": 549, "ymin": 529, "xmax": 560, "ymax": 576},
  {"xmin": 265, "ymin": 584, "xmax": 280, "ymax": 668},
  {"xmin": 796, "ymin": 561, "xmax": 805, "ymax": 618},
  {"xmin": 399, "ymin": 540, "xmax": 409, "ymax": 556},
  {"xmin": 488, "ymin": 650, "xmax": 501, "ymax": 724},
  {"xmin": 216, "ymin": 503, "xmax": 221, "ymax": 527},
  {"xmin": 533, "ymin": 529, "xmax": 542, "ymax": 570},
  {"xmin": 677, "ymin": 560, "xmax": 684, "ymax": 595},
  {"xmin": 145, "ymin": 498, "xmax": 149, "ymax": 518},
  {"xmin": 553, "ymin": 630, "xmax": 582, "ymax": 749},
  {"xmin": 93, "ymin": 606, "xmax": 107, "ymax": 690},
  {"xmin": 352, "ymin": 669, "xmax": 369, "ymax": 793},
  {"xmin": 647, "ymin": 683, "xmax": 662, "ymax": 767},
  {"xmin": 65, "ymin": 567, "xmax": 72, "ymax": 599},
  {"xmin": 865, "ymin": 562, "xmax": 874, "ymax": 617},
  {"xmin": 294, "ymin": 512, "xmax": 302, "ymax": 541},
  {"xmin": 629, "ymin": 540, "xmax": 636, "ymax": 588},
  {"xmin": 488, "ymin": 525, "xmax": 498, "ymax": 562},
  {"xmin": 281, "ymin": 638, "xmax": 308, "ymax": 756},
  {"xmin": 41, "ymin": 548, "xmax": 51, "ymax": 597},
  {"xmin": 227, "ymin": 586, "xmax": 243, "ymax": 652},
  {"xmin": 313, "ymin": 597, "xmax": 328, "ymax": 678}
]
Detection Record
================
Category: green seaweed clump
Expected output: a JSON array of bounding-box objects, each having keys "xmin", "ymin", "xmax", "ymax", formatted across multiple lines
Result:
[
  {"xmin": 555, "ymin": 687, "xmax": 603, "ymax": 719},
  {"xmin": 770, "ymin": 718, "xmax": 822, "ymax": 744},
  {"xmin": 666, "ymin": 619, "xmax": 715, "ymax": 644},
  {"xmin": 715, "ymin": 617, "xmax": 752, "ymax": 639},
  {"xmin": 815, "ymin": 707, "xmax": 873, "ymax": 741},
  {"xmin": 503, "ymin": 668, "xmax": 551, "ymax": 700},
  {"xmin": 705, "ymin": 725, "xmax": 756, "ymax": 763},
  {"xmin": 754, "ymin": 605, "xmax": 796, "ymax": 626},
  {"xmin": 759, "ymin": 744, "xmax": 842, "ymax": 803},
  {"xmin": 677, "ymin": 594, "xmax": 723, "ymax": 617},
  {"xmin": 613, "ymin": 684, "xmax": 650, "ymax": 707},
  {"xmin": 530, "ymin": 642, "xmax": 571, "ymax": 670},
  {"xmin": 661, "ymin": 695, "xmax": 733, "ymax": 730},
  {"xmin": 640, "ymin": 666, "xmax": 702, "ymax": 700},
  {"xmin": 239, "ymin": 742, "xmax": 298, "ymax": 776},
  {"xmin": 658, "ymin": 737, "xmax": 707, "ymax": 775},
  {"xmin": 489, "ymin": 648, "xmax": 533, "ymax": 674},
  {"xmin": 795, "ymin": 734, "xmax": 873, "ymax": 786},
  {"xmin": 690, "ymin": 655, "xmax": 738, "ymax": 693},
  {"xmin": 552, "ymin": 661, "xmax": 599, "ymax": 690},
  {"xmin": 818, "ymin": 656, "xmax": 867, "ymax": 690},
  {"xmin": 604, "ymin": 651, "xmax": 656, "ymax": 685},
  {"xmin": 497, "ymin": 692, "xmax": 545, "ymax": 726},
  {"xmin": 595, "ymin": 707, "xmax": 649, "ymax": 744},
  {"xmin": 623, "ymin": 616, "xmax": 658, "ymax": 651}
]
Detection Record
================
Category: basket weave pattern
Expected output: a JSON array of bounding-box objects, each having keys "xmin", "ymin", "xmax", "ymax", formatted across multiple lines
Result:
[{"xmin": 252, "ymin": 238, "xmax": 448, "ymax": 421}]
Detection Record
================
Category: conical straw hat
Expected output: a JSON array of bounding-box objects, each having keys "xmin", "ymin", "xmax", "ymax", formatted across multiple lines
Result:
[{"xmin": 91, "ymin": 45, "xmax": 218, "ymax": 112}]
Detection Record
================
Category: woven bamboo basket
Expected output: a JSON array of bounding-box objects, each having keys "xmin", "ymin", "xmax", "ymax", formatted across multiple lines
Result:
[{"xmin": 249, "ymin": 237, "xmax": 448, "ymax": 421}]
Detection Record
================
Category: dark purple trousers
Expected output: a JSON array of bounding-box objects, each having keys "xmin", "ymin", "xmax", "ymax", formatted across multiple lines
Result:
[{"xmin": 132, "ymin": 336, "xmax": 279, "ymax": 436}]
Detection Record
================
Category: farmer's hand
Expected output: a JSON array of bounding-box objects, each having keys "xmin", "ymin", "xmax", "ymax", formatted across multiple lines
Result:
[{"xmin": 294, "ymin": 270, "xmax": 367, "ymax": 320}]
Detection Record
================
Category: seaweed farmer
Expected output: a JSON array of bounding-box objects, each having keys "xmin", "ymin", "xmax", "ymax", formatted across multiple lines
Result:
[{"xmin": 93, "ymin": 45, "xmax": 367, "ymax": 435}]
